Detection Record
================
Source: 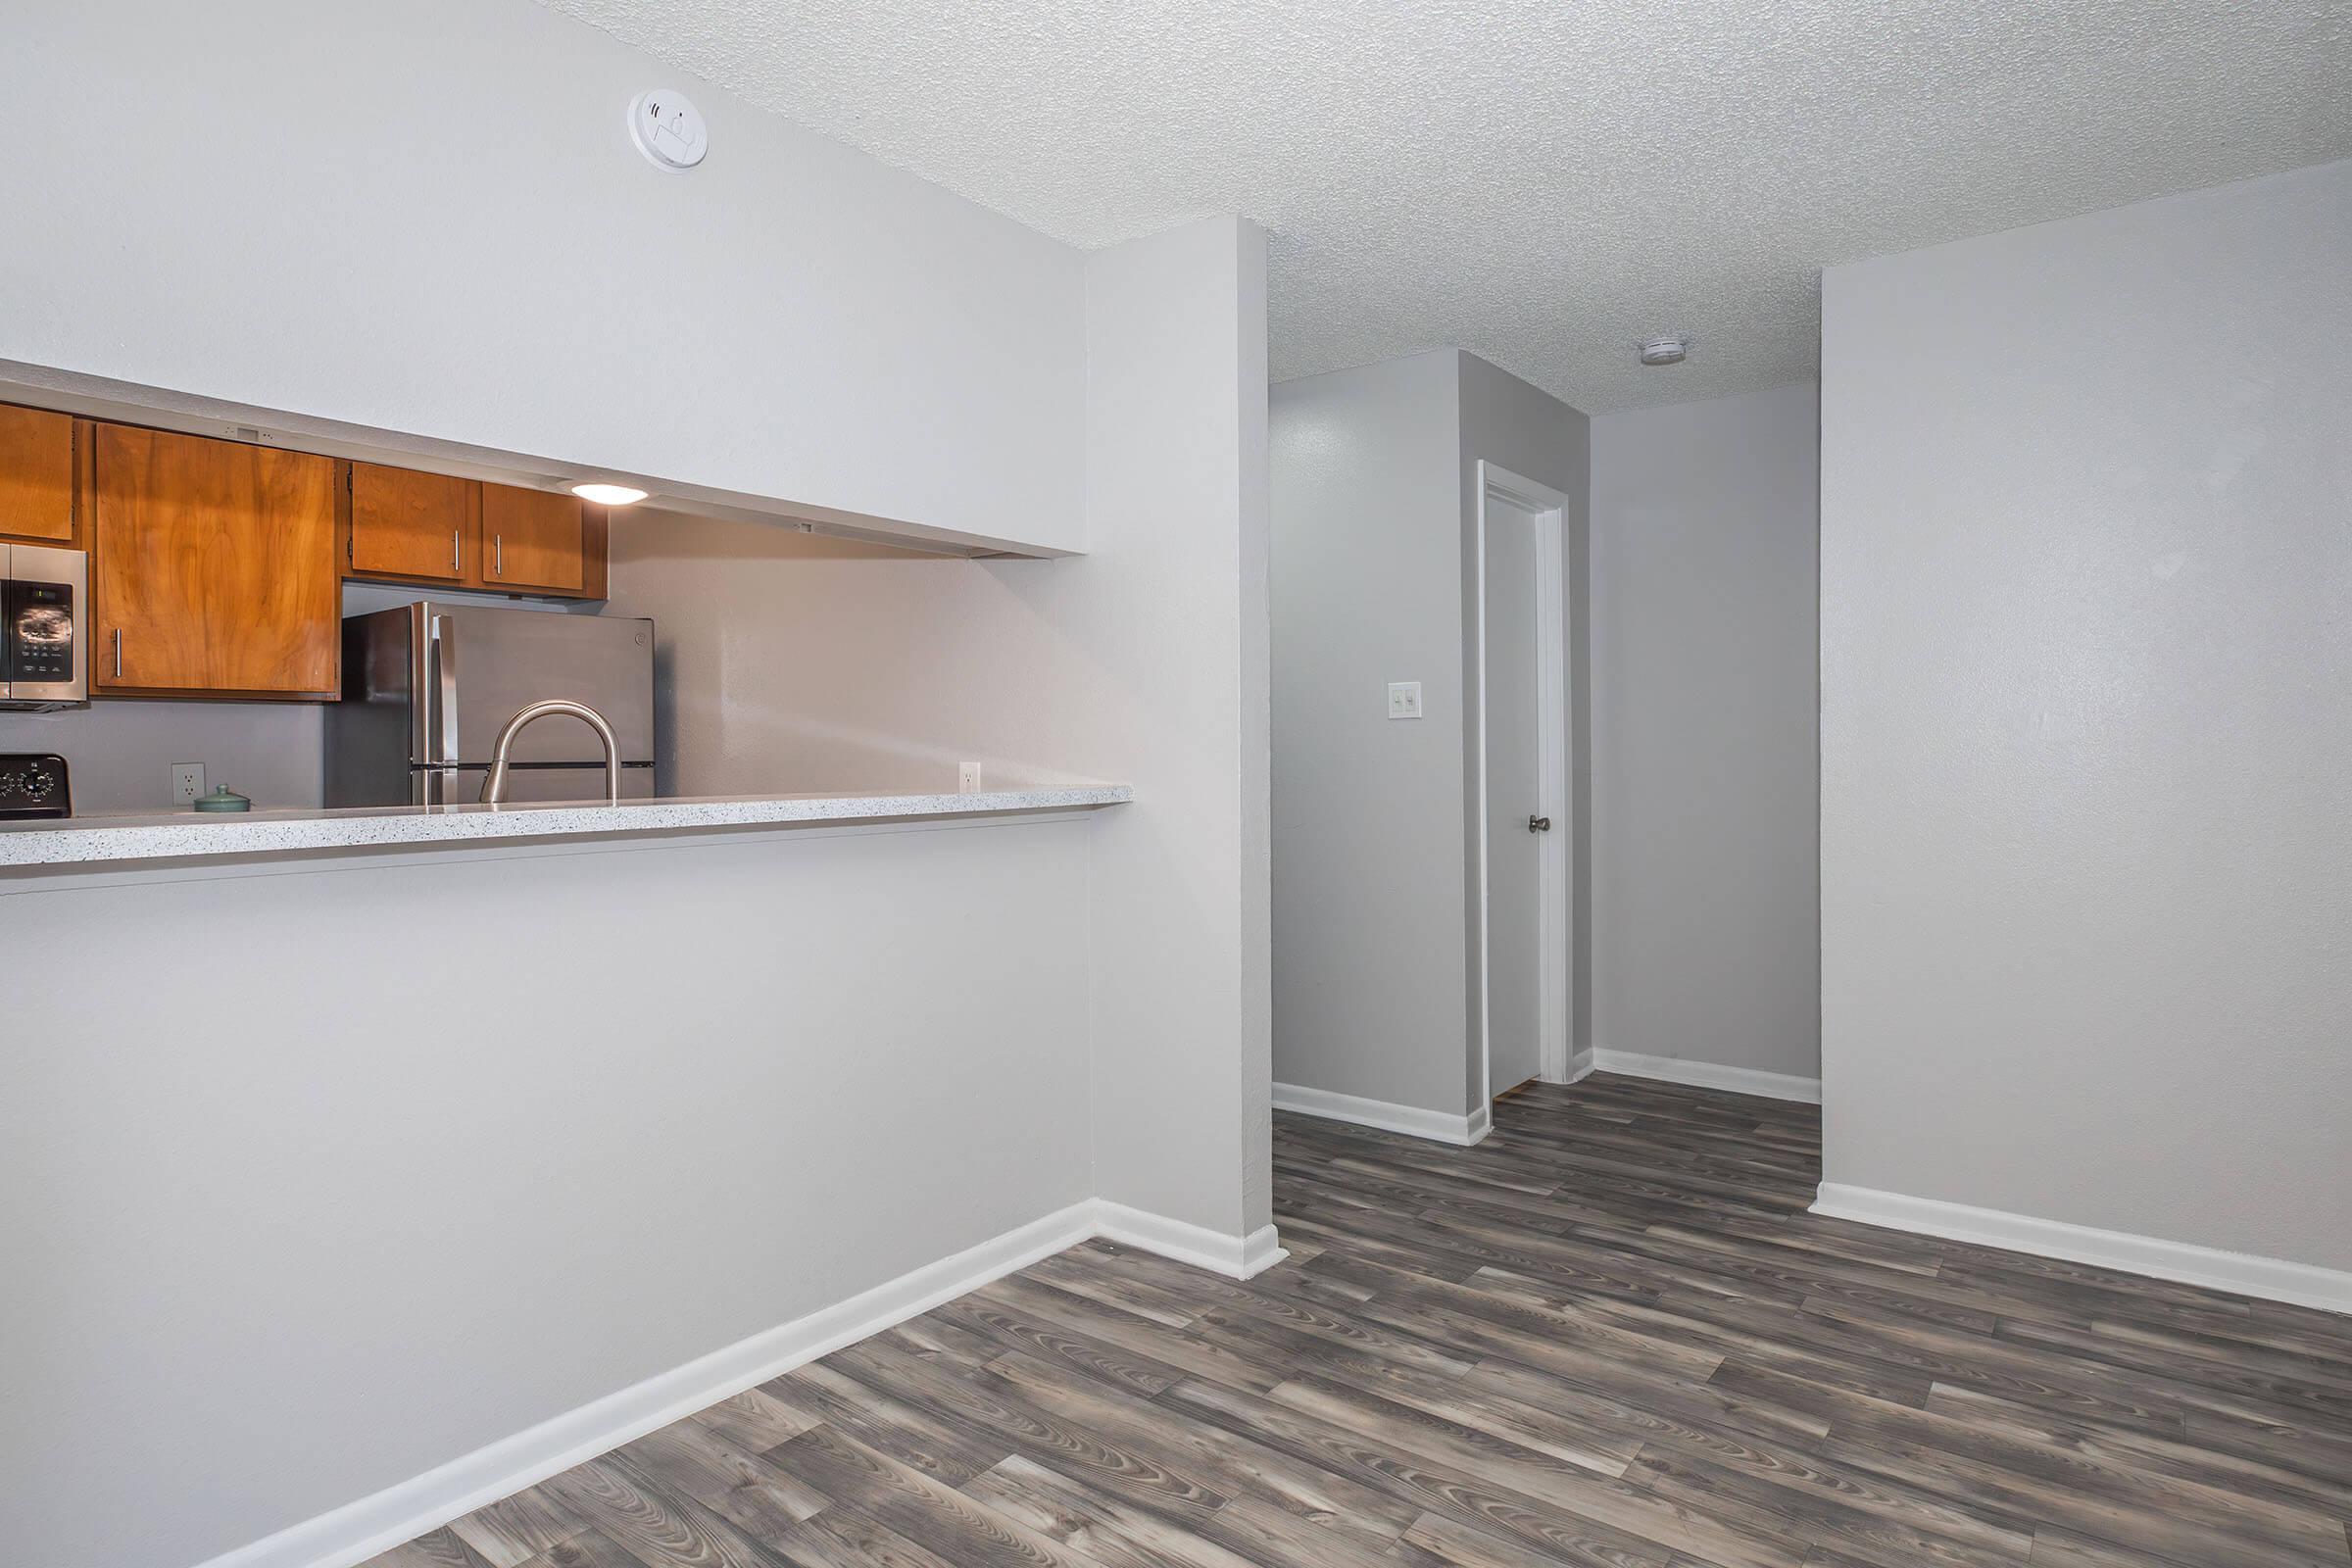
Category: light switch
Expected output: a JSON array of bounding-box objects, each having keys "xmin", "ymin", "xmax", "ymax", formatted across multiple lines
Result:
[{"xmin": 1387, "ymin": 681, "xmax": 1423, "ymax": 720}]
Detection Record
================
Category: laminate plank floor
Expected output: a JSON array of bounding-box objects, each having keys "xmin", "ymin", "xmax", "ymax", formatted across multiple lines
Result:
[{"xmin": 371, "ymin": 1074, "xmax": 2352, "ymax": 1568}]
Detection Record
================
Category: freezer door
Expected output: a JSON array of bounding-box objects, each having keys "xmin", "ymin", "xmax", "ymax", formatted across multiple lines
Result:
[
  {"xmin": 416, "ymin": 762, "xmax": 658, "ymax": 806},
  {"xmin": 426, "ymin": 606, "xmax": 655, "ymax": 766},
  {"xmin": 324, "ymin": 607, "xmax": 423, "ymax": 805}
]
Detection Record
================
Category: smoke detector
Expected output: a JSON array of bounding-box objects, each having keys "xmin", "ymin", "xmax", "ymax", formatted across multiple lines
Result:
[
  {"xmin": 628, "ymin": 89, "xmax": 709, "ymax": 172},
  {"xmin": 1637, "ymin": 335, "xmax": 1691, "ymax": 368}
]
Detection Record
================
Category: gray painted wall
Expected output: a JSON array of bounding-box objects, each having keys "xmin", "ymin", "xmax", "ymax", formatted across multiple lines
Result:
[
  {"xmin": 0, "ymin": 702, "xmax": 323, "ymax": 814},
  {"xmin": 1270, "ymin": 352, "xmax": 1469, "ymax": 1114},
  {"xmin": 607, "ymin": 518, "xmax": 1080, "ymax": 799},
  {"xmin": 1268, "ymin": 352, "xmax": 1588, "ymax": 1119},
  {"xmin": 1821, "ymin": 159, "xmax": 2352, "ymax": 1271},
  {"xmin": 1457, "ymin": 355, "xmax": 1592, "ymax": 1106},
  {"xmin": 1590, "ymin": 380, "xmax": 1821, "ymax": 1081}
]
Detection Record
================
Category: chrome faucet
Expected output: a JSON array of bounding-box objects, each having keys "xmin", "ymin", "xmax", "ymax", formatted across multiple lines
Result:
[{"xmin": 479, "ymin": 699, "xmax": 621, "ymax": 806}]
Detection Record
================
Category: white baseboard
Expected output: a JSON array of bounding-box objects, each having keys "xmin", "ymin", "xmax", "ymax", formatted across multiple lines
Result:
[
  {"xmin": 1812, "ymin": 1183, "xmax": 2352, "ymax": 1317},
  {"xmin": 1095, "ymin": 1200, "xmax": 1291, "ymax": 1281},
  {"xmin": 195, "ymin": 1198, "xmax": 1281, "ymax": 1568},
  {"xmin": 1549, "ymin": 1051, "xmax": 1595, "ymax": 1086},
  {"xmin": 1273, "ymin": 1081, "xmax": 1491, "ymax": 1147},
  {"xmin": 1591, "ymin": 1049, "xmax": 1821, "ymax": 1104}
]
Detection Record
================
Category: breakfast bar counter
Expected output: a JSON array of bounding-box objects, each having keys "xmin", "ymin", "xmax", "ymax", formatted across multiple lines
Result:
[{"xmin": 0, "ymin": 784, "xmax": 1133, "ymax": 870}]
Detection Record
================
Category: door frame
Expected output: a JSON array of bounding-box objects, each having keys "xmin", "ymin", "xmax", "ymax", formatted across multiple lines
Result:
[{"xmin": 1473, "ymin": 461, "xmax": 1574, "ymax": 1108}]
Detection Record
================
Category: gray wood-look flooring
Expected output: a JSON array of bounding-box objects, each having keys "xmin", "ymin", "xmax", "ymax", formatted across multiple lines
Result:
[{"xmin": 370, "ymin": 1074, "xmax": 2352, "ymax": 1568}]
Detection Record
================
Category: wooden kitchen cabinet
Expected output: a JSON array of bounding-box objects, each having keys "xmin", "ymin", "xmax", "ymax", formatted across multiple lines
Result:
[
  {"xmin": 480, "ymin": 483, "xmax": 591, "ymax": 594},
  {"xmin": 347, "ymin": 461, "xmax": 476, "ymax": 582},
  {"xmin": 93, "ymin": 424, "xmax": 341, "ymax": 700},
  {"xmin": 342, "ymin": 470, "xmax": 607, "ymax": 599},
  {"xmin": 0, "ymin": 404, "xmax": 80, "ymax": 546}
]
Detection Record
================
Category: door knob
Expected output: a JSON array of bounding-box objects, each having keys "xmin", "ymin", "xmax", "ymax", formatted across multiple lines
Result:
[{"xmin": 1528, "ymin": 814, "xmax": 1551, "ymax": 833}]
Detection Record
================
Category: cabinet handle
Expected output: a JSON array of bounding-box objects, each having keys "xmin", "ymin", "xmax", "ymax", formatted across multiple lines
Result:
[
  {"xmin": 113, "ymin": 627, "xmax": 122, "ymax": 679},
  {"xmin": 452, "ymin": 528, "xmax": 461, "ymax": 575},
  {"xmin": 494, "ymin": 534, "xmax": 503, "ymax": 577}
]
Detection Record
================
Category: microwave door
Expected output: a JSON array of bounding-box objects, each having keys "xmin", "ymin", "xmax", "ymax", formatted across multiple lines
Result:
[{"xmin": 1, "ymin": 544, "xmax": 90, "ymax": 710}]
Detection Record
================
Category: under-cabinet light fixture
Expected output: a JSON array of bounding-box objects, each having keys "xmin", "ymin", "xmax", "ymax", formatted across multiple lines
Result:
[{"xmin": 569, "ymin": 482, "xmax": 650, "ymax": 507}]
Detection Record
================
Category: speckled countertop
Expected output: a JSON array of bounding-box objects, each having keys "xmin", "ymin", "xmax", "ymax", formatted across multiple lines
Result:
[{"xmin": 0, "ymin": 785, "xmax": 1133, "ymax": 868}]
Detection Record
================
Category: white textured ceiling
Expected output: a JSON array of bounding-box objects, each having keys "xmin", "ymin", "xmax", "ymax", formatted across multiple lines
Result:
[{"xmin": 537, "ymin": 0, "xmax": 2350, "ymax": 411}]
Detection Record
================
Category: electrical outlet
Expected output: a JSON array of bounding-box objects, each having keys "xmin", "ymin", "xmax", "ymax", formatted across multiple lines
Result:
[
  {"xmin": 171, "ymin": 762, "xmax": 206, "ymax": 804},
  {"xmin": 1387, "ymin": 681, "xmax": 1423, "ymax": 720},
  {"xmin": 957, "ymin": 760, "xmax": 984, "ymax": 794}
]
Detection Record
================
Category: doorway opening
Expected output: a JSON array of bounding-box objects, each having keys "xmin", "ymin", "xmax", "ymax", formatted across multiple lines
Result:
[{"xmin": 1474, "ymin": 462, "xmax": 1573, "ymax": 1116}]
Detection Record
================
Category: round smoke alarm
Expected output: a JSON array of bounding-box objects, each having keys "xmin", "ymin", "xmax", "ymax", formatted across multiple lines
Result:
[
  {"xmin": 1638, "ymin": 335, "xmax": 1691, "ymax": 367},
  {"xmin": 629, "ymin": 88, "xmax": 709, "ymax": 172}
]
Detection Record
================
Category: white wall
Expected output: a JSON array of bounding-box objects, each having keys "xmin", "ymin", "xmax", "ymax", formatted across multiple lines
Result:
[
  {"xmin": 1591, "ymin": 380, "xmax": 1821, "ymax": 1082},
  {"xmin": 1, "ymin": 820, "xmax": 1095, "ymax": 1568},
  {"xmin": 609, "ymin": 218, "xmax": 1275, "ymax": 1245},
  {"xmin": 1268, "ymin": 352, "xmax": 1588, "ymax": 1120},
  {"xmin": 5, "ymin": 214, "xmax": 1271, "ymax": 1566},
  {"xmin": 0, "ymin": 0, "xmax": 1084, "ymax": 554},
  {"xmin": 0, "ymin": 2, "xmax": 1274, "ymax": 1542},
  {"xmin": 1079, "ymin": 219, "xmax": 1274, "ymax": 1242},
  {"xmin": 1821, "ymin": 160, "xmax": 2352, "ymax": 1272}
]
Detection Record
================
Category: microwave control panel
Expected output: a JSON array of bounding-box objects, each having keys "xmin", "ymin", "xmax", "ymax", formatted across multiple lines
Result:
[{"xmin": 6, "ymin": 578, "xmax": 75, "ymax": 682}]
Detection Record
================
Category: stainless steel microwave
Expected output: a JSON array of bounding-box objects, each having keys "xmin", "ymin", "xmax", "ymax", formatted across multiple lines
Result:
[{"xmin": 1, "ymin": 544, "xmax": 88, "ymax": 710}]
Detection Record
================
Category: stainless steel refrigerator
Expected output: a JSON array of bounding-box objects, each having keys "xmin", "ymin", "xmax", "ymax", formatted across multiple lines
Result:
[{"xmin": 325, "ymin": 603, "xmax": 657, "ymax": 807}]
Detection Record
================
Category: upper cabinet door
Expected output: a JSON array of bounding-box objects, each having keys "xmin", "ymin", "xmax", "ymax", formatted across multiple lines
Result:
[
  {"xmin": 0, "ymin": 404, "xmax": 78, "ymax": 544},
  {"xmin": 481, "ymin": 485, "xmax": 584, "ymax": 593},
  {"xmin": 349, "ymin": 462, "xmax": 475, "ymax": 581},
  {"xmin": 94, "ymin": 425, "xmax": 340, "ymax": 698}
]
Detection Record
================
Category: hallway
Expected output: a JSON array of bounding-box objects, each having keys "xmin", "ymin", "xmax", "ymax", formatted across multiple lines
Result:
[{"xmin": 382, "ymin": 1077, "xmax": 2352, "ymax": 1568}]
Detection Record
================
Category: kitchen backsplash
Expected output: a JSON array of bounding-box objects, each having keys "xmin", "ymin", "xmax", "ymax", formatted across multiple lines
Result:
[{"xmin": 0, "ymin": 699, "xmax": 325, "ymax": 814}]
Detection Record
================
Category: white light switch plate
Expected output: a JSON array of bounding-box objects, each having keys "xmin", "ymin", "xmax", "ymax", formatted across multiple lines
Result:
[
  {"xmin": 1387, "ymin": 681, "xmax": 1423, "ymax": 720},
  {"xmin": 171, "ymin": 762, "xmax": 206, "ymax": 804}
]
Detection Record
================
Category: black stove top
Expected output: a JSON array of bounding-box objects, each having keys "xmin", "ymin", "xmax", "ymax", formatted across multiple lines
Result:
[{"xmin": 0, "ymin": 753, "xmax": 71, "ymax": 819}]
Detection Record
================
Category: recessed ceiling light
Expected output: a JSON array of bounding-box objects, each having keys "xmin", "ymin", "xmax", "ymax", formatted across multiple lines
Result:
[
  {"xmin": 569, "ymin": 482, "xmax": 650, "ymax": 507},
  {"xmin": 1637, "ymin": 335, "xmax": 1692, "ymax": 367}
]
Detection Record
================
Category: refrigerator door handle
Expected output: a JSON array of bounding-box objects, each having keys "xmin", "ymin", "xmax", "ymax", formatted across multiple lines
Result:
[{"xmin": 427, "ymin": 614, "xmax": 461, "ymax": 764}]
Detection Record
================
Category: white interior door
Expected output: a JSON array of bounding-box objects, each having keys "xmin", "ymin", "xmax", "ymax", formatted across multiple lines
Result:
[{"xmin": 1483, "ymin": 492, "xmax": 1545, "ymax": 1096}]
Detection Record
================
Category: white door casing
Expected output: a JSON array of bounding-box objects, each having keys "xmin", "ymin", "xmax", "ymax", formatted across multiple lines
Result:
[
  {"xmin": 1483, "ymin": 491, "xmax": 1544, "ymax": 1094},
  {"xmin": 1475, "ymin": 462, "xmax": 1572, "ymax": 1106}
]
